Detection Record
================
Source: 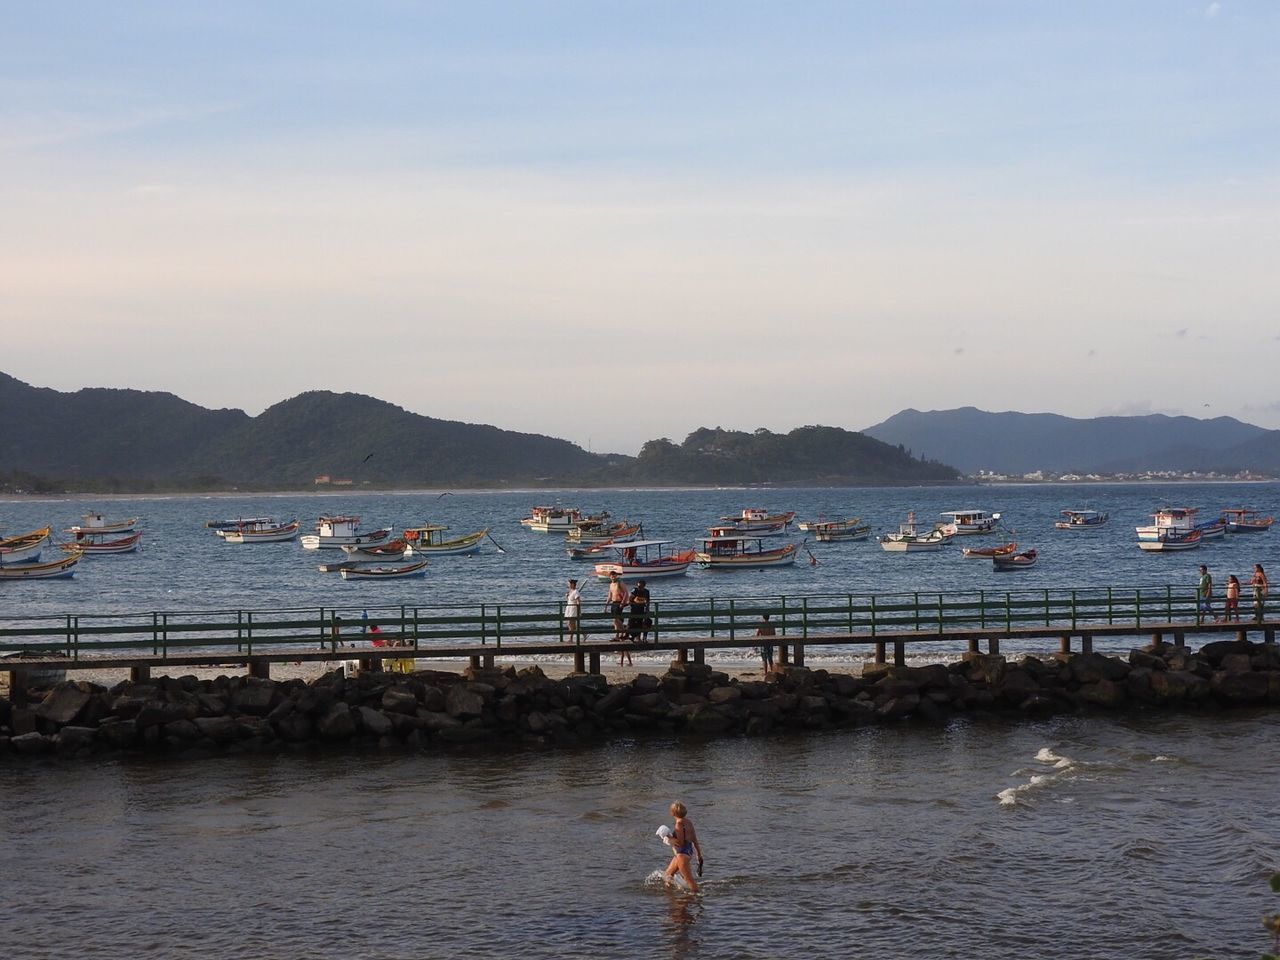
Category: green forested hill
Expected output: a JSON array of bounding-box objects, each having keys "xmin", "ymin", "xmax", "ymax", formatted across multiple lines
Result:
[{"xmin": 0, "ymin": 373, "xmax": 958, "ymax": 490}]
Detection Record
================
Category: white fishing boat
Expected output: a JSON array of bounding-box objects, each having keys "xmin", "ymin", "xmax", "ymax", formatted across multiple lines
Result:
[
  {"xmin": 694, "ymin": 536, "xmax": 798, "ymax": 570},
  {"xmin": 879, "ymin": 513, "xmax": 948, "ymax": 552},
  {"xmin": 1221, "ymin": 509, "xmax": 1274, "ymax": 533},
  {"xmin": 403, "ymin": 525, "xmax": 489, "ymax": 556},
  {"xmin": 938, "ymin": 510, "xmax": 1001, "ymax": 535},
  {"xmin": 520, "ymin": 506, "xmax": 586, "ymax": 533},
  {"xmin": 339, "ymin": 559, "xmax": 429, "ymax": 580},
  {"xmin": 1136, "ymin": 508, "xmax": 1209, "ymax": 541},
  {"xmin": 567, "ymin": 520, "xmax": 642, "ymax": 545},
  {"xmin": 65, "ymin": 513, "xmax": 138, "ymax": 536},
  {"xmin": 593, "ymin": 540, "xmax": 697, "ymax": 580},
  {"xmin": 1137, "ymin": 529, "xmax": 1202, "ymax": 552},
  {"xmin": 706, "ymin": 520, "xmax": 790, "ymax": 539},
  {"xmin": 0, "ymin": 550, "xmax": 81, "ymax": 579},
  {"xmin": 1055, "ymin": 510, "xmax": 1109, "ymax": 530},
  {"xmin": 0, "ymin": 527, "xmax": 52, "ymax": 565},
  {"xmin": 206, "ymin": 516, "xmax": 274, "ymax": 531},
  {"xmin": 219, "ymin": 519, "xmax": 300, "ymax": 543},
  {"xmin": 300, "ymin": 515, "xmax": 392, "ymax": 550}
]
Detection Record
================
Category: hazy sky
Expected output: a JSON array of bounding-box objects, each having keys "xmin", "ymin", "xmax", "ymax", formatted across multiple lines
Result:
[{"xmin": 3, "ymin": 2, "xmax": 1278, "ymax": 453}]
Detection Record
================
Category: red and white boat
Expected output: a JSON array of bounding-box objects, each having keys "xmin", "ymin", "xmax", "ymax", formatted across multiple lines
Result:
[
  {"xmin": 593, "ymin": 540, "xmax": 697, "ymax": 580},
  {"xmin": 520, "ymin": 505, "xmax": 586, "ymax": 533},
  {"xmin": 962, "ymin": 541, "xmax": 1017, "ymax": 559},
  {"xmin": 301, "ymin": 516, "xmax": 392, "ymax": 550},
  {"xmin": 993, "ymin": 548, "xmax": 1037, "ymax": 570},
  {"xmin": 695, "ymin": 536, "xmax": 798, "ymax": 570},
  {"xmin": 219, "ymin": 518, "xmax": 300, "ymax": 543},
  {"xmin": 0, "ymin": 527, "xmax": 52, "ymax": 565},
  {"xmin": 1137, "ymin": 529, "xmax": 1202, "ymax": 552},
  {"xmin": 62, "ymin": 531, "xmax": 142, "ymax": 554}
]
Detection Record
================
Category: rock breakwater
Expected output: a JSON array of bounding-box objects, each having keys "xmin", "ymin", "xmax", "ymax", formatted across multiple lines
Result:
[{"xmin": 3, "ymin": 639, "xmax": 1279, "ymax": 758}]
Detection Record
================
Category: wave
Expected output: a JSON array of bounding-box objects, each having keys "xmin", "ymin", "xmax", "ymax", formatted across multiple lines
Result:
[{"xmin": 997, "ymin": 746, "xmax": 1083, "ymax": 807}]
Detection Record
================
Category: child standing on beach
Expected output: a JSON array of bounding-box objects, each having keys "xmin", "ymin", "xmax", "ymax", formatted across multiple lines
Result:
[{"xmin": 663, "ymin": 801, "xmax": 705, "ymax": 893}]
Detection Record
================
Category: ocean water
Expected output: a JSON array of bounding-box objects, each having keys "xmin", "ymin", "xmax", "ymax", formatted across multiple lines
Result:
[
  {"xmin": 3, "ymin": 485, "xmax": 1279, "ymax": 958},
  {"xmin": 2, "ymin": 483, "xmax": 1279, "ymax": 662},
  {"xmin": 1, "ymin": 711, "xmax": 1275, "ymax": 959}
]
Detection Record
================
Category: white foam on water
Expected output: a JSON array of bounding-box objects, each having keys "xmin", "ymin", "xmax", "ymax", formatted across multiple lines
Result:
[
  {"xmin": 1151, "ymin": 755, "xmax": 1178, "ymax": 763},
  {"xmin": 999, "ymin": 747, "xmax": 1081, "ymax": 806}
]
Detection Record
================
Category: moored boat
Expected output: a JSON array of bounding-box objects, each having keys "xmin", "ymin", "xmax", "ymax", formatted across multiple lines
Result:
[
  {"xmin": 206, "ymin": 516, "xmax": 274, "ymax": 531},
  {"xmin": 1136, "ymin": 507, "xmax": 1197, "ymax": 541},
  {"xmin": 340, "ymin": 541, "xmax": 410, "ymax": 561},
  {"xmin": 520, "ymin": 506, "xmax": 586, "ymax": 533},
  {"xmin": 1055, "ymin": 510, "xmax": 1108, "ymax": 530},
  {"xmin": 0, "ymin": 527, "xmax": 52, "ymax": 565},
  {"xmin": 993, "ymin": 548, "xmax": 1037, "ymax": 570},
  {"xmin": 403, "ymin": 525, "xmax": 489, "ymax": 556},
  {"xmin": 567, "ymin": 521, "xmax": 642, "ymax": 546},
  {"xmin": 717, "ymin": 509, "xmax": 796, "ymax": 532},
  {"xmin": 65, "ymin": 513, "xmax": 139, "ymax": 535},
  {"xmin": 339, "ymin": 559, "xmax": 429, "ymax": 580},
  {"xmin": 593, "ymin": 540, "xmax": 697, "ymax": 580},
  {"xmin": 219, "ymin": 519, "xmax": 300, "ymax": 543},
  {"xmin": 962, "ymin": 541, "xmax": 1017, "ymax": 559},
  {"xmin": 879, "ymin": 513, "xmax": 948, "ymax": 552},
  {"xmin": 0, "ymin": 550, "xmax": 81, "ymax": 579},
  {"xmin": 1221, "ymin": 509, "xmax": 1274, "ymax": 533},
  {"xmin": 62, "ymin": 530, "xmax": 142, "ymax": 554},
  {"xmin": 1137, "ymin": 529, "xmax": 1202, "ymax": 552},
  {"xmin": 707, "ymin": 520, "xmax": 790, "ymax": 539},
  {"xmin": 694, "ymin": 536, "xmax": 798, "ymax": 570},
  {"xmin": 300, "ymin": 516, "xmax": 392, "ymax": 550},
  {"xmin": 812, "ymin": 518, "xmax": 871, "ymax": 543},
  {"xmin": 938, "ymin": 510, "xmax": 1001, "ymax": 535}
]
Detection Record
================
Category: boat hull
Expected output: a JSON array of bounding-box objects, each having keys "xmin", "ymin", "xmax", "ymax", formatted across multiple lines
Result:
[
  {"xmin": 879, "ymin": 538, "xmax": 944, "ymax": 552},
  {"xmin": 593, "ymin": 560, "xmax": 693, "ymax": 580},
  {"xmin": 0, "ymin": 552, "xmax": 80, "ymax": 579},
  {"xmin": 221, "ymin": 522, "xmax": 300, "ymax": 544},
  {"xmin": 64, "ymin": 532, "xmax": 142, "ymax": 554},
  {"xmin": 694, "ymin": 545, "xmax": 798, "ymax": 569},
  {"xmin": 339, "ymin": 560, "xmax": 429, "ymax": 580},
  {"xmin": 0, "ymin": 528, "xmax": 51, "ymax": 565},
  {"xmin": 301, "ymin": 528, "xmax": 393, "ymax": 550}
]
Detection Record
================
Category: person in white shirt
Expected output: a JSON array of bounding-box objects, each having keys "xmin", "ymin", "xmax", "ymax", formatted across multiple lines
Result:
[{"xmin": 563, "ymin": 578, "xmax": 584, "ymax": 642}]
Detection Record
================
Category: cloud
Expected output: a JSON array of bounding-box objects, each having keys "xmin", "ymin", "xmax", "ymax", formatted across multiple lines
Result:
[
  {"xmin": 1204, "ymin": 2, "xmax": 1221, "ymax": 19},
  {"xmin": 1087, "ymin": 348, "xmax": 1098, "ymax": 358},
  {"xmin": 1175, "ymin": 327, "xmax": 1189, "ymax": 338}
]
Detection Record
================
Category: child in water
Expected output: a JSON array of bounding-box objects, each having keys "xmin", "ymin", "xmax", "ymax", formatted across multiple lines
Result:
[{"xmin": 663, "ymin": 801, "xmax": 705, "ymax": 892}]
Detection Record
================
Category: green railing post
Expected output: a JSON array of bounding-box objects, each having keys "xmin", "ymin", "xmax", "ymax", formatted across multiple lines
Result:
[
  {"xmin": 802, "ymin": 597, "xmax": 810, "ymax": 639},
  {"xmin": 1005, "ymin": 593, "xmax": 1012, "ymax": 632},
  {"xmin": 151, "ymin": 612, "xmax": 159, "ymax": 655},
  {"xmin": 493, "ymin": 605, "xmax": 501, "ymax": 648},
  {"xmin": 480, "ymin": 604, "xmax": 487, "ymax": 644},
  {"xmin": 1044, "ymin": 589, "xmax": 1050, "ymax": 627},
  {"xmin": 1108, "ymin": 587, "xmax": 1114, "ymax": 625},
  {"xmin": 1171, "ymin": 585, "xmax": 1179, "ymax": 624},
  {"xmin": 237, "ymin": 610, "xmax": 244, "ymax": 652},
  {"xmin": 710, "ymin": 598, "xmax": 716, "ymax": 638},
  {"xmin": 652, "ymin": 601, "xmax": 660, "ymax": 643},
  {"xmin": 1071, "ymin": 590, "xmax": 1077, "ymax": 630},
  {"xmin": 937, "ymin": 593, "xmax": 944, "ymax": 634},
  {"xmin": 318, "ymin": 607, "xmax": 325, "ymax": 647},
  {"xmin": 979, "ymin": 589, "xmax": 987, "ymax": 630},
  {"xmin": 780, "ymin": 596, "xmax": 787, "ymax": 636},
  {"xmin": 914, "ymin": 592, "xmax": 920, "ymax": 631},
  {"xmin": 65, "ymin": 614, "xmax": 73, "ymax": 658},
  {"xmin": 847, "ymin": 593, "xmax": 853, "ymax": 634},
  {"xmin": 870, "ymin": 595, "xmax": 877, "ymax": 637},
  {"xmin": 729, "ymin": 598, "xmax": 736, "ymax": 641},
  {"xmin": 162, "ymin": 613, "xmax": 169, "ymax": 659},
  {"xmin": 247, "ymin": 611, "xmax": 254, "ymax": 655}
]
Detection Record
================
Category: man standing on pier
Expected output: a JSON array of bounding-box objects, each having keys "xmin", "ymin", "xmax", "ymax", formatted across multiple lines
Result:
[{"xmin": 1197, "ymin": 565, "xmax": 1214, "ymax": 620}]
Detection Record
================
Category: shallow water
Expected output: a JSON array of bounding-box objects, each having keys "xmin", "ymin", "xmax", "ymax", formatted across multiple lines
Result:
[{"xmin": 3, "ymin": 711, "xmax": 1276, "ymax": 959}]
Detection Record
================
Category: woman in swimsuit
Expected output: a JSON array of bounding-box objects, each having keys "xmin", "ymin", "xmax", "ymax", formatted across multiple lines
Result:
[{"xmin": 663, "ymin": 801, "xmax": 704, "ymax": 893}]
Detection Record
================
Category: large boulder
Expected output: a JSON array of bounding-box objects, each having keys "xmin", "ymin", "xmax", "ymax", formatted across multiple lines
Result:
[
  {"xmin": 1077, "ymin": 679, "xmax": 1126, "ymax": 708},
  {"xmin": 10, "ymin": 732, "xmax": 53, "ymax": 755},
  {"xmin": 381, "ymin": 687, "xmax": 419, "ymax": 715},
  {"xmin": 1211, "ymin": 671, "xmax": 1270, "ymax": 704},
  {"xmin": 230, "ymin": 682, "xmax": 277, "ymax": 717},
  {"xmin": 317, "ymin": 702, "xmax": 357, "ymax": 739},
  {"xmin": 35, "ymin": 683, "xmax": 93, "ymax": 726},
  {"xmin": 357, "ymin": 707, "xmax": 394, "ymax": 737},
  {"xmin": 193, "ymin": 716, "xmax": 242, "ymax": 744},
  {"xmin": 445, "ymin": 685, "xmax": 486, "ymax": 720}
]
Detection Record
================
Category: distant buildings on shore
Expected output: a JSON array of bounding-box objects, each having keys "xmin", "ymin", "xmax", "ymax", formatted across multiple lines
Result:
[{"xmin": 973, "ymin": 469, "xmax": 1274, "ymax": 483}]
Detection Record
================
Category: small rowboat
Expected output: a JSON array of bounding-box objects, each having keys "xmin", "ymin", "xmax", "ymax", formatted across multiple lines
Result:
[
  {"xmin": 593, "ymin": 540, "xmax": 697, "ymax": 580},
  {"xmin": 717, "ymin": 509, "xmax": 796, "ymax": 532},
  {"xmin": 993, "ymin": 548, "xmax": 1037, "ymax": 570},
  {"xmin": 0, "ymin": 550, "xmax": 81, "ymax": 579},
  {"xmin": 342, "ymin": 539, "xmax": 411, "ymax": 561},
  {"xmin": 1055, "ymin": 510, "xmax": 1108, "ymax": 530},
  {"xmin": 317, "ymin": 560, "xmax": 360, "ymax": 573},
  {"xmin": 339, "ymin": 559, "xmax": 429, "ymax": 580},
  {"xmin": 695, "ymin": 536, "xmax": 798, "ymax": 570},
  {"xmin": 65, "ymin": 513, "xmax": 139, "ymax": 535},
  {"xmin": 1221, "ymin": 509, "xmax": 1273, "ymax": 533},
  {"xmin": 0, "ymin": 527, "xmax": 52, "ymax": 565},
  {"xmin": 403, "ymin": 525, "xmax": 489, "ymax": 556},
  {"xmin": 962, "ymin": 541, "xmax": 1017, "ymax": 559},
  {"xmin": 1137, "ymin": 529, "xmax": 1202, "ymax": 552},
  {"xmin": 220, "ymin": 519, "xmax": 300, "ymax": 543},
  {"xmin": 62, "ymin": 531, "xmax": 142, "ymax": 554},
  {"xmin": 812, "ymin": 518, "xmax": 871, "ymax": 543}
]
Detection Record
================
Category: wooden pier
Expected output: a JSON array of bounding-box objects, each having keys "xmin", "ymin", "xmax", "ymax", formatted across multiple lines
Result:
[{"xmin": 2, "ymin": 584, "xmax": 1275, "ymax": 701}]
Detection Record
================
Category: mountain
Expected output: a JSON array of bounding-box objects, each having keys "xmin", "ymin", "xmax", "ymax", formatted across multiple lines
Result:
[
  {"xmin": 863, "ymin": 407, "xmax": 1272, "ymax": 475},
  {"xmin": 629, "ymin": 426, "xmax": 960, "ymax": 485},
  {"xmin": 0, "ymin": 373, "xmax": 958, "ymax": 490}
]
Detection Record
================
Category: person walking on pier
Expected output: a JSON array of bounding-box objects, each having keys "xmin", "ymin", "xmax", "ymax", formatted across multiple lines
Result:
[
  {"xmin": 1223, "ymin": 574, "xmax": 1241, "ymax": 622},
  {"xmin": 755, "ymin": 613, "xmax": 776, "ymax": 674},
  {"xmin": 663, "ymin": 801, "xmax": 704, "ymax": 893},
  {"xmin": 1197, "ymin": 565, "xmax": 1214, "ymax": 620},
  {"xmin": 1251, "ymin": 564, "xmax": 1269, "ymax": 621},
  {"xmin": 563, "ymin": 578, "xmax": 583, "ymax": 643},
  {"xmin": 607, "ymin": 572, "xmax": 630, "ymax": 643},
  {"xmin": 628, "ymin": 580, "xmax": 651, "ymax": 643}
]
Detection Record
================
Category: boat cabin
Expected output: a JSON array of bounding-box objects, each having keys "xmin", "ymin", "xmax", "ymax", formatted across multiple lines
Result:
[{"xmin": 316, "ymin": 515, "xmax": 362, "ymax": 538}]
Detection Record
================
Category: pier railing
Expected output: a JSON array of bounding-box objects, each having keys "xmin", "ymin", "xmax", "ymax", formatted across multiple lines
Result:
[{"xmin": 0, "ymin": 584, "xmax": 1262, "ymax": 661}]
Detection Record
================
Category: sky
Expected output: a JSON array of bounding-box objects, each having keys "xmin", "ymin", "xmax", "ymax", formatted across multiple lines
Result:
[{"xmin": 2, "ymin": 2, "xmax": 1278, "ymax": 454}]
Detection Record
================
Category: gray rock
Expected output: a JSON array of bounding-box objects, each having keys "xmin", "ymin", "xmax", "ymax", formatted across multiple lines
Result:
[
  {"xmin": 418, "ymin": 710, "xmax": 461, "ymax": 733},
  {"xmin": 358, "ymin": 706, "xmax": 394, "ymax": 737},
  {"xmin": 273, "ymin": 714, "xmax": 313, "ymax": 742},
  {"xmin": 98, "ymin": 719, "xmax": 137, "ymax": 748},
  {"xmin": 1077, "ymin": 679, "xmax": 1125, "ymax": 708},
  {"xmin": 56, "ymin": 725, "xmax": 98, "ymax": 750},
  {"xmin": 877, "ymin": 694, "xmax": 920, "ymax": 718},
  {"xmin": 1211, "ymin": 671, "xmax": 1269, "ymax": 704},
  {"xmin": 445, "ymin": 684, "xmax": 485, "ymax": 719},
  {"xmin": 10, "ymin": 731, "xmax": 53, "ymax": 755},
  {"xmin": 591, "ymin": 687, "xmax": 630, "ymax": 716},
  {"xmin": 381, "ymin": 687, "xmax": 419, "ymax": 714},
  {"xmin": 707, "ymin": 686, "xmax": 742, "ymax": 704},
  {"xmin": 193, "ymin": 716, "xmax": 242, "ymax": 744},
  {"xmin": 317, "ymin": 702, "xmax": 357, "ymax": 739},
  {"xmin": 9, "ymin": 707, "xmax": 37, "ymax": 736},
  {"xmin": 1128, "ymin": 650, "xmax": 1168, "ymax": 672},
  {"xmin": 420, "ymin": 686, "xmax": 446, "ymax": 713},
  {"xmin": 36, "ymin": 684, "xmax": 92, "ymax": 726},
  {"xmin": 164, "ymin": 719, "xmax": 202, "ymax": 740},
  {"xmin": 1219, "ymin": 653, "xmax": 1252, "ymax": 676},
  {"xmin": 230, "ymin": 684, "xmax": 277, "ymax": 717},
  {"xmin": 685, "ymin": 704, "xmax": 734, "ymax": 734}
]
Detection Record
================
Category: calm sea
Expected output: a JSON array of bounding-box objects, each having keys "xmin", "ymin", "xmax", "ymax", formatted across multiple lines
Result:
[{"xmin": 2, "ymin": 484, "xmax": 1278, "ymax": 959}]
